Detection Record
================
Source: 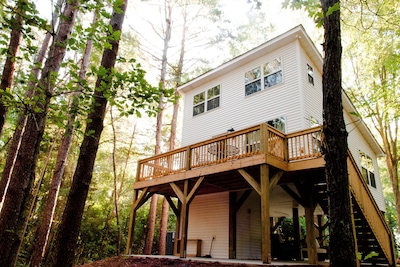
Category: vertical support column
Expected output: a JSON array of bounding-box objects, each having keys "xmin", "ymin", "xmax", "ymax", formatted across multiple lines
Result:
[
  {"xmin": 125, "ymin": 189, "xmax": 138, "ymax": 254},
  {"xmin": 260, "ymin": 164, "xmax": 271, "ymax": 264},
  {"xmin": 229, "ymin": 192, "xmax": 236, "ymax": 259},
  {"xmin": 179, "ymin": 181, "xmax": 189, "ymax": 258},
  {"xmin": 305, "ymin": 205, "xmax": 317, "ymax": 264}
]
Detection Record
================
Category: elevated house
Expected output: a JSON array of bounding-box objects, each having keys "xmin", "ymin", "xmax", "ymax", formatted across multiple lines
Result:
[{"xmin": 126, "ymin": 25, "xmax": 396, "ymax": 266}]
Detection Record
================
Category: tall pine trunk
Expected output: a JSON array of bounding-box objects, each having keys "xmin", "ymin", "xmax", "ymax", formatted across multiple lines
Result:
[
  {"xmin": 49, "ymin": 1, "xmax": 127, "ymax": 266},
  {"xmin": 0, "ymin": 2, "xmax": 79, "ymax": 266},
  {"xmin": 0, "ymin": 0, "xmax": 24, "ymax": 135},
  {"xmin": 320, "ymin": 0, "xmax": 357, "ymax": 266},
  {"xmin": 29, "ymin": 10, "xmax": 96, "ymax": 267},
  {"xmin": 0, "ymin": 0, "xmax": 61, "ymax": 211},
  {"xmin": 145, "ymin": 0, "xmax": 172, "ymax": 255}
]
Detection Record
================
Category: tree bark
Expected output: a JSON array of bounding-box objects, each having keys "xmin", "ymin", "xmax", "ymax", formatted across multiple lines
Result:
[
  {"xmin": 0, "ymin": 2, "xmax": 79, "ymax": 266},
  {"xmin": 320, "ymin": 0, "xmax": 357, "ymax": 266},
  {"xmin": 0, "ymin": 0, "xmax": 24, "ymax": 135},
  {"xmin": 49, "ymin": 1, "xmax": 127, "ymax": 266},
  {"xmin": 145, "ymin": 0, "xmax": 172, "ymax": 255},
  {"xmin": 29, "ymin": 8, "xmax": 96, "ymax": 266}
]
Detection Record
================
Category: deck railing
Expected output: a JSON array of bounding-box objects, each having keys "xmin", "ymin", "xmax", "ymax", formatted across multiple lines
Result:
[{"xmin": 137, "ymin": 124, "xmax": 323, "ymax": 181}]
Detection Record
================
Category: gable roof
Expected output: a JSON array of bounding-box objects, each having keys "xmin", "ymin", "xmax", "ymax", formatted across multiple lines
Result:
[
  {"xmin": 178, "ymin": 24, "xmax": 322, "ymax": 93},
  {"xmin": 177, "ymin": 25, "xmax": 385, "ymax": 157}
]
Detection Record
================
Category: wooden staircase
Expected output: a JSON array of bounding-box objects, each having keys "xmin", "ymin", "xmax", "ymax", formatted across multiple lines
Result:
[{"xmin": 347, "ymin": 152, "xmax": 396, "ymax": 266}]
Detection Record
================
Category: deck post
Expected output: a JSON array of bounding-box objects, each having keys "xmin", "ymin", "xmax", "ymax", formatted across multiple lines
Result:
[
  {"xmin": 260, "ymin": 164, "xmax": 271, "ymax": 263},
  {"xmin": 293, "ymin": 205, "xmax": 301, "ymax": 260},
  {"xmin": 179, "ymin": 181, "xmax": 189, "ymax": 258},
  {"xmin": 305, "ymin": 204, "xmax": 317, "ymax": 264}
]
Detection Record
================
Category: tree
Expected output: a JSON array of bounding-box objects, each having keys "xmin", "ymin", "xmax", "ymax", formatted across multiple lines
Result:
[
  {"xmin": 49, "ymin": 1, "xmax": 128, "ymax": 265},
  {"xmin": 320, "ymin": 0, "xmax": 357, "ymax": 266},
  {"xmin": 0, "ymin": 1, "xmax": 79, "ymax": 265},
  {"xmin": 29, "ymin": 6, "xmax": 98, "ymax": 266},
  {"xmin": 0, "ymin": 0, "xmax": 25, "ymax": 135},
  {"xmin": 342, "ymin": 0, "xmax": 400, "ymax": 233}
]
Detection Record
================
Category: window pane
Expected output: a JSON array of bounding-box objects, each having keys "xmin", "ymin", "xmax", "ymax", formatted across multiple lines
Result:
[
  {"xmin": 264, "ymin": 57, "xmax": 282, "ymax": 75},
  {"xmin": 264, "ymin": 70, "xmax": 282, "ymax": 88},
  {"xmin": 369, "ymin": 172, "xmax": 376, "ymax": 188},
  {"xmin": 361, "ymin": 167, "xmax": 370, "ymax": 184},
  {"xmin": 193, "ymin": 103, "xmax": 205, "ymax": 116},
  {"xmin": 245, "ymin": 79, "xmax": 261, "ymax": 96},
  {"xmin": 208, "ymin": 85, "xmax": 220, "ymax": 98},
  {"xmin": 207, "ymin": 97, "xmax": 220, "ymax": 111},
  {"xmin": 193, "ymin": 92, "xmax": 205, "ymax": 105},
  {"xmin": 245, "ymin": 67, "xmax": 261, "ymax": 84}
]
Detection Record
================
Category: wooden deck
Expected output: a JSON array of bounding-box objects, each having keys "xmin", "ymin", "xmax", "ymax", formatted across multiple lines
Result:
[
  {"xmin": 134, "ymin": 124, "xmax": 324, "ymax": 192},
  {"xmin": 127, "ymin": 123, "xmax": 396, "ymax": 266}
]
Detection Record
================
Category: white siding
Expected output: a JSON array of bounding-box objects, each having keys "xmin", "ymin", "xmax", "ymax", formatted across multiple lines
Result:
[
  {"xmin": 344, "ymin": 110, "xmax": 386, "ymax": 211},
  {"xmin": 188, "ymin": 192, "xmax": 229, "ymax": 258},
  {"xmin": 236, "ymin": 191, "xmax": 261, "ymax": 260},
  {"xmin": 181, "ymin": 42, "xmax": 303, "ymax": 146}
]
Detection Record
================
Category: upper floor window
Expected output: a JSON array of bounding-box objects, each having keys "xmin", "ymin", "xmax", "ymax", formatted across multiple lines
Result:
[
  {"xmin": 193, "ymin": 85, "xmax": 220, "ymax": 116},
  {"xmin": 307, "ymin": 64, "xmax": 314, "ymax": 86},
  {"xmin": 207, "ymin": 85, "xmax": 220, "ymax": 111},
  {"xmin": 245, "ymin": 67, "xmax": 261, "ymax": 96},
  {"xmin": 264, "ymin": 58, "xmax": 282, "ymax": 88},
  {"xmin": 267, "ymin": 116, "xmax": 285, "ymax": 133},
  {"xmin": 360, "ymin": 151, "xmax": 376, "ymax": 188},
  {"xmin": 245, "ymin": 57, "xmax": 282, "ymax": 96}
]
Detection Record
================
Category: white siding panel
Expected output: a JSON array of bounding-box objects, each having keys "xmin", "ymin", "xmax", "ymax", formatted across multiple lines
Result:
[
  {"xmin": 344, "ymin": 111, "xmax": 386, "ymax": 211},
  {"xmin": 236, "ymin": 191, "xmax": 261, "ymax": 260},
  {"xmin": 188, "ymin": 192, "xmax": 229, "ymax": 258},
  {"xmin": 181, "ymin": 42, "xmax": 303, "ymax": 146}
]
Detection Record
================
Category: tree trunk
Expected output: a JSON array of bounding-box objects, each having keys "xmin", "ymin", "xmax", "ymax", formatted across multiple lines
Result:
[
  {"xmin": 0, "ymin": 0, "xmax": 24, "ymax": 135},
  {"xmin": 49, "ymin": 1, "xmax": 127, "ymax": 266},
  {"xmin": 0, "ymin": 0, "xmax": 59, "ymax": 212},
  {"xmin": 0, "ymin": 2, "xmax": 79, "ymax": 266},
  {"xmin": 320, "ymin": 0, "xmax": 357, "ymax": 266},
  {"xmin": 145, "ymin": 0, "xmax": 172, "ymax": 255},
  {"xmin": 29, "ymin": 9, "xmax": 96, "ymax": 266}
]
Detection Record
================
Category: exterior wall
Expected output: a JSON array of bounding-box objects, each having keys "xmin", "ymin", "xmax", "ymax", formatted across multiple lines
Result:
[
  {"xmin": 344, "ymin": 110, "xmax": 386, "ymax": 211},
  {"xmin": 188, "ymin": 192, "xmax": 229, "ymax": 258},
  {"xmin": 236, "ymin": 190, "xmax": 261, "ymax": 260},
  {"xmin": 181, "ymin": 42, "xmax": 303, "ymax": 146}
]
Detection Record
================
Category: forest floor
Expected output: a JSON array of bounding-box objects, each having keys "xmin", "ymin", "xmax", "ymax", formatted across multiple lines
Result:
[{"xmin": 76, "ymin": 255, "xmax": 326, "ymax": 267}]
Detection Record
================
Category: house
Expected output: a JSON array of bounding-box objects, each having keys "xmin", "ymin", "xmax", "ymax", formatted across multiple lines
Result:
[{"xmin": 125, "ymin": 25, "xmax": 396, "ymax": 266}]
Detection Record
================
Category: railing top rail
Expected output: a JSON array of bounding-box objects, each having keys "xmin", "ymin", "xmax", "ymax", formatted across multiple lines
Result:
[
  {"xmin": 286, "ymin": 126, "xmax": 322, "ymax": 137},
  {"xmin": 138, "ymin": 146, "xmax": 188, "ymax": 164}
]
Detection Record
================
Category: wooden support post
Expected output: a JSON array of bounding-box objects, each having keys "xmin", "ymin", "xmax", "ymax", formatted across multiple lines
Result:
[
  {"xmin": 179, "ymin": 181, "xmax": 189, "ymax": 258},
  {"xmin": 260, "ymin": 164, "xmax": 271, "ymax": 263},
  {"xmin": 305, "ymin": 205, "xmax": 317, "ymax": 264}
]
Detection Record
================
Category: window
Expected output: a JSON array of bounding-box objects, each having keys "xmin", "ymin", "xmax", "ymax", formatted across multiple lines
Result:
[
  {"xmin": 193, "ymin": 92, "xmax": 205, "ymax": 116},
  {"xmin": 267, "ymin": 116, "xmax": 285, "ymax": 133},
  {"xmin": 245, "ymin": 67, "xmax": 261, "ymax": 96},
  {"xmin": 245, "ymin": 57, "xmax": 283, "ymax": 96},
  {"xmin": 264, "ymin": 58, "xmax": 282, "ymax": 88},
  {"xmin": 193, "ymin": 85, "xmax": 220, "ymax": 116},
  {"xmin": 307, "ymin": 64, "xmax": 314, "ymax": 85},
  {"xmin": 207, "ymin": 85, "xmax": 220, "ymax": 111},
  {"xmin": 360, "ymin": 151, "xmax": 376, "ymax": 188}
]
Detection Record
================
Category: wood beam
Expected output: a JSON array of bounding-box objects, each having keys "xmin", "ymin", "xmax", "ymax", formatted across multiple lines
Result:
[
  {"xmin": 235, "ymin": 189, "xmax": 252, "ymax": 213},
  {"xmin": 229, "ymin": 192, "xmax": 236, "ymax": 259},
  {"xmin": 269, "ymin": 171, "xmax": 284, "ymax": 190},
  {"xmin": 280, "ymin": 184, "xmax": 305, "ymax": 207},
  {"xmin": 125, "ymin": 189, "xmax": 138, "ymax": 254},
  {"xmin": 238, "ymin": 169, "xmax": 261, "ymax": 195},
  {"xmin": 260, "ymin": 164, "xmax": 271, "ymax": 264},
  {"xmin": 165, "ymin": 195, "xmax": 179, "ymax": 217},
  {"xmin": 179, "ymin": 180, "xmax": 189, "ymax": 258}
]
